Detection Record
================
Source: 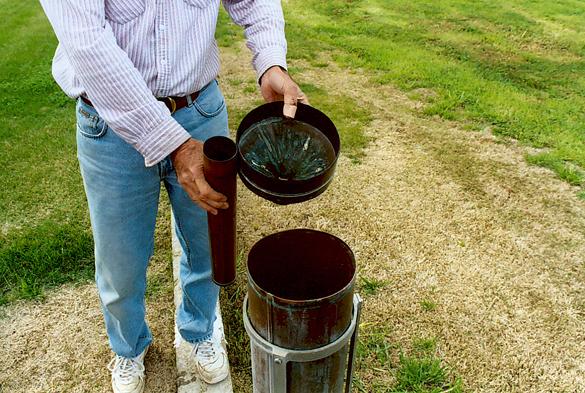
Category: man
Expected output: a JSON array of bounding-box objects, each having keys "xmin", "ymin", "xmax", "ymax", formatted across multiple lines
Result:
[{"xmin": 39, "ymin": 1, "xmax": 306, "ymax": 392}]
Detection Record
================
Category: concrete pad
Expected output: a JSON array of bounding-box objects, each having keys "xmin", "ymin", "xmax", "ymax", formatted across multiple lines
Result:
[{"xmin": 171, "ymin": 215, "xmax": 234, "ymax": 393}]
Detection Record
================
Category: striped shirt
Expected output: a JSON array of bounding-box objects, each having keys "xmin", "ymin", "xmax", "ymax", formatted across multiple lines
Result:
[{"xmin": 39, "ymin": 0, "xmax": 287, "ymax": 167}]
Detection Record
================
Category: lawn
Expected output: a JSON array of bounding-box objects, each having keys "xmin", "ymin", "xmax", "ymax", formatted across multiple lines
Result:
[
  {"xmin": 0, "ymin": 0, "xmax": 92, "ymax": 304},
  {"xmin": 1, "ymin": 1, "xmax": 584, "ymax": 392},
  {"xmin": 283, "ymin": 0, "xmax": 585, "ymax": 190},
  {"xmin": 2, "ymin": 0, "xmax": 583, "ymax": 308}
]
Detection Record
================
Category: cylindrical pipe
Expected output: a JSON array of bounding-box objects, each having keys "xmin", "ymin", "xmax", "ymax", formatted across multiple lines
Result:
[
  {"xmin": 246, "ymin": 229, "xmax": 356, "ymax": 392},
  {"xmin": 203, "ymin": 136, "xmax": 238, "ymax": 286}
]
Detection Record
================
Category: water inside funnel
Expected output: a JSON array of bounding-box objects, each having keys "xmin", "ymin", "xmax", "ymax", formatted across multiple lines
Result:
[{"xmin": 239, "ymin": 117, "xmax": 336, "ymax": 181}]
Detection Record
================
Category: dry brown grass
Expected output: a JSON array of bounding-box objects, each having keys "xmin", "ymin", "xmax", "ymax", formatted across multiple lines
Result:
[
  {"xmin": 1, "ymin": 43, "xmax": 584, "ymax": 392},
  {"xmin": 220, "ymin": 46, "xmax": 585, "ymax": 392},
  {"xmin": 0, "ymin": 198, "xmax": 176, "ymax": 393}
]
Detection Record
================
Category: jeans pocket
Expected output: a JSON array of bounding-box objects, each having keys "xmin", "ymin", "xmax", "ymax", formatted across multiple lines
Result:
[
  {"xmin": 76, "ymin": 100, "xmax": 108, "ymax": 139},
  {"xmin": 193, "ymin": 81, "xmax": 226, "ymax": 118},
  {"xmin": 105, "ymin": 0, "xmax": 146, "ymax": 24},
  {"xmin": 183, "ymin": 0, "xmax": 212, "ymax": 8}
]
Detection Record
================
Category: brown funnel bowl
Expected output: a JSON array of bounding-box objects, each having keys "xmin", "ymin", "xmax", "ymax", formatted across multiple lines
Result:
[
  {"xmin": 203, "ymin": 136, "xmax": 238, "ymax": 286},
  {"xmin": 236, "ymin": 102, "xmax": 340, "ymax": 205}
]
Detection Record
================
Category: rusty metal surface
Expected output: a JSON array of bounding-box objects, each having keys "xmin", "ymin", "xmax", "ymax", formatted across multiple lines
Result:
[
  {"xmin": 203, "ymin": 136, "xmax": 238, "ymax": 286},
  {"xmin": 246, "ymin": 229, "xmax": 356, "ymax": 392}
]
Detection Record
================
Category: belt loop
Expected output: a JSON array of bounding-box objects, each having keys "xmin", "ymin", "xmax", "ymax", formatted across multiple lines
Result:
[{"xmin": 186, "ymin": 93, "xmax": 193, "ymax": 107}]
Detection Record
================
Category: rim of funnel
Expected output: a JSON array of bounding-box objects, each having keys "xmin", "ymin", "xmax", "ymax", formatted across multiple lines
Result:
[
  {"xmin": 238, "ymin": 170, "xmax": 334, "ymax": 198},
  {"xmin": 246, "ymin": 228, "xmax": 356, "ymax": 306}
]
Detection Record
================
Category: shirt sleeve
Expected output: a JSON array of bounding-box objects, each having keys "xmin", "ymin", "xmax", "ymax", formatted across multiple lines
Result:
[
  {"xmin": 222, "ymin": 0, "xmax": 288, "ymax": 80},
  {"xmin": 39, "ymin": 0, "xmax": 191, "ymax": 167}
]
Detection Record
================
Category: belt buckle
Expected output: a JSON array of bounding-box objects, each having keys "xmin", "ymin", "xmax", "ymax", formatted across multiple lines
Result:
[{"xmin": 163, "ymin": 96, "xmax": 177, "ymax": 114}]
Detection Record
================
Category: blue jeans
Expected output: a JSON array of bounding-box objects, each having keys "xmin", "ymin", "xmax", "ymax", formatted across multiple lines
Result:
[{"xmin": 76, "ymin": 80, "xmax": 228, "ymax": 358}]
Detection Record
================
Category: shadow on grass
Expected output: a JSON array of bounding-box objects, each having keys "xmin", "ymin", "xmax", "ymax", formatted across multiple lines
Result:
[{"xmin": 0, "ymin": 220, "xmax": 94, "ymax": 305}]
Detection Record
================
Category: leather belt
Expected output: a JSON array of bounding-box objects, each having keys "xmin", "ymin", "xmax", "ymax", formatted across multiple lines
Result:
[{"xmin": 80, "ymin": 91, "xmax": 200, "ymax": 114}]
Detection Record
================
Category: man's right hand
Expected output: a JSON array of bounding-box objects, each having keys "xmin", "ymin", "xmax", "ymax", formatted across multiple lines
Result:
[{"xmin": 170, "ymin": 138, "xmax": 228, "ymax": 215}]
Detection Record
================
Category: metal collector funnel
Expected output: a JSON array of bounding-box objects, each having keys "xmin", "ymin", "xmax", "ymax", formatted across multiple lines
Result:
[{"xmin": 236, "ymin": 102, "xmax": 340, "ymax": 205}]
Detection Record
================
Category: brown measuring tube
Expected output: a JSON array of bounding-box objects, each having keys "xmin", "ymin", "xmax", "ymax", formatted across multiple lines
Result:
[{"xmin": 203, "ymin": 136, "xmax": 238, "ymax": 286}]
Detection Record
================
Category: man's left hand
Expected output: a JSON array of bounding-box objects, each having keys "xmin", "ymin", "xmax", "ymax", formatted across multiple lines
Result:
[{"xmin": 260, "ymin": 66, "xmax": 309, "ymax": 118}]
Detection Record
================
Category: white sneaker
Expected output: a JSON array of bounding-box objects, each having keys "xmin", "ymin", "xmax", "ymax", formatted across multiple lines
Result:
[
  {"xmin": 192, "ymin": 337, "xmax": 229, "ymax": 384},
  {"xmin": 107, "ymin": 347, "xmax": 148, "ymax": 393}
]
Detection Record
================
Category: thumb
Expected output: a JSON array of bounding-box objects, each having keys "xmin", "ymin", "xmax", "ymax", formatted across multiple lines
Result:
[{"xmin": 283, "ymin": 82, "xmax": 300, "ymax": 118}]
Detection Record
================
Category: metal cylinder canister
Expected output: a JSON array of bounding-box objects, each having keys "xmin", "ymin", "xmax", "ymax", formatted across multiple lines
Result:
[
  {"xmin": 203, "ymin": 136, "xmax": 238, "ymax": 286},
  {"xmin": 244, "ymin": 229, "xmax": 360, "ymax": 393}
]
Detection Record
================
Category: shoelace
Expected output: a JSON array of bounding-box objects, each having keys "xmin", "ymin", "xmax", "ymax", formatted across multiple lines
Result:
[
  {"xmin": 107, "ymin": 355, "xmax": 145, "ymax": 384},
  {"xmin": 193, "ymin": 341, "xmax": 218, "ymax": 366}
]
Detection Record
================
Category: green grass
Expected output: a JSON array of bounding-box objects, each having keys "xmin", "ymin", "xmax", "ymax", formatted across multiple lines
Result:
[
  {"xmin": 356, "ymin": 327, "xmax": 463, "ymax": 392},
  {"xmin": 388, "ymin": 338, "xmax": 463, "ymax": 393},
  {"xmin": 0, "ymin": 1, "xmax": 95, "ymax": 304},
  {"xmin": 392, "ymin": 353, "xmax": 463, "ymax": 393},
  {"xmin": 0, "ymin": 221, "xmax": 94, "ymax": 305},
  {"xmin": 282, "ymin": 0, "xmax": 585, "ymax": 194},
  {"xmin": 357, "ymin": 324, "xmax": 395, "ymax": 365},
  {"xmin": 420, "ymin": 299, "xmax": 437, "ymax": 312},
  {"xmin": 390, "ymin": 337, "xmax": 462, "ymax": 393},
  {"xmin": 215, "ymin": 8, "xmax": 244, "ymax": 48},
  {"xmin": 412, "ymin": 337, "xmax": 437, "ymax": 353},
  {"xmin": 360, "ymin": 276, "xmax": 388, "ymax": 296},
  {"xmin": 297, "ymin": 82, "xmax": 371, "ymax": 161},
  {"xmin": 526, "ymin": 152, "xmax": 584, "ymax": 186},
  {"xmin": 0, "ymin": 1, "xmax": 84, "ymax": 228}
]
